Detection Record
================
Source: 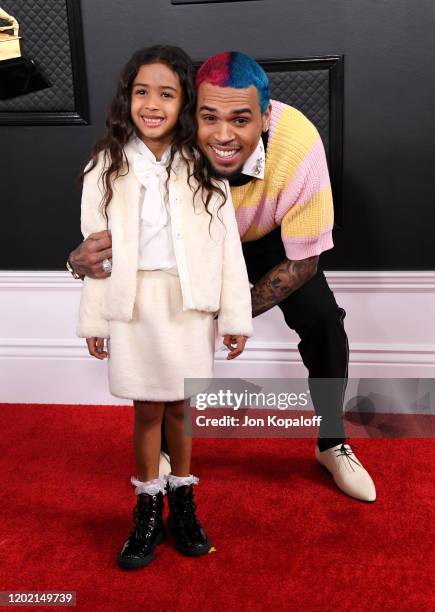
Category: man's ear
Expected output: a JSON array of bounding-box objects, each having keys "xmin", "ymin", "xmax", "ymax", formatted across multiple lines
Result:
[{"xmin": 261, "ymin": 102, "xmax": 272, "ymax": 132}]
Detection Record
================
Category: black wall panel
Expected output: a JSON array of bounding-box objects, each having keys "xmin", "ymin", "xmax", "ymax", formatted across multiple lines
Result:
[{"xmin": 0, "ymin": 0, "xmax": 434, "ymax": 270}]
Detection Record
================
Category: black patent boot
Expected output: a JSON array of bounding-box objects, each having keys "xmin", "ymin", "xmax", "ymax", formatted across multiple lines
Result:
[
  {"xmin": 117, "ymin": 491, "xmax": 165, "ymax": 570},
  {"xmin": 167, "ymin": 484, "xmax": 211, "ymax": 557}
]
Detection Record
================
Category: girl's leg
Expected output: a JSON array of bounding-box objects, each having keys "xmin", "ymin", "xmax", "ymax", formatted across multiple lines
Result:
[
  {"xmin": 164, "ymin": 400, "xmax": 191, "ymax": 477},
  {"xmin": 134, "ymin": 401, "xmax": 165, "ymax": 481},
  {"xmin": 118, "ymin": 401, "xmax": 166, "ymax": 570},
  {"xmin": 164, "ymin": 399, "xmax": 211, "ymax": 556}
]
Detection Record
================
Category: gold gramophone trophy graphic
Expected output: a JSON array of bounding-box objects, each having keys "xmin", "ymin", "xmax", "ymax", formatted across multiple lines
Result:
[
  {"xmin": 0, "ymin": 6, "xmax": 21, "ymax": 60},
  {"xmin": 0, "ymin": 5, "xmax": 51, "ymax": 99}
]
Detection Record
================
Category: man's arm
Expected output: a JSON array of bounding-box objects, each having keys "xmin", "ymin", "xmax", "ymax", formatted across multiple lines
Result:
[
  {"xmin": 251, "ymin": 255, "xmax": 318, "ymax": 318},
  {"xmin": 68, "ymin": 230, "xmax": 113, "ymax": 279}
]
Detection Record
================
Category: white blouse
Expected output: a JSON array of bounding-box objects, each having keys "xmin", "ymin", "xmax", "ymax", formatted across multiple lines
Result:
[{"xmin": 130, "ymin": 137, "xmax": 177, "ymax": 273}]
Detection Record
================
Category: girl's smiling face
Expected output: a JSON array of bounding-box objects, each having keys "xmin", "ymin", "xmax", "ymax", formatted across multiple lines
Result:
[{"xmin": 131, "ymin": 62, "xmax": 183, "ymax": 159}]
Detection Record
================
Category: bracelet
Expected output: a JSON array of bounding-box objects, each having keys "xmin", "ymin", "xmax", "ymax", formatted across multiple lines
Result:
[{"xmin": 66, "ymin": 258, "xmax": 84, "ymax": 280}]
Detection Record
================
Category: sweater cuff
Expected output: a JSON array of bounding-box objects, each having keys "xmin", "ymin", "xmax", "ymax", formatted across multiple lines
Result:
[
  {"xmin": 217, "ymin": 318, "xmax": 253, "ymax": 338},
  {"xmin": 77, "ymin": 320, "xmax": 110, "ymax": 339},
  {"xmin": 282, "ymin": 228, "xmax": 333, "ymax": 260}
]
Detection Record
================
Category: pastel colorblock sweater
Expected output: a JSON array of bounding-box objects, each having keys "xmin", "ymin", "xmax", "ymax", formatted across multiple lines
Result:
[{"xmin": 231, "ymin": 100, "xmax": 334, "ymax": 260}]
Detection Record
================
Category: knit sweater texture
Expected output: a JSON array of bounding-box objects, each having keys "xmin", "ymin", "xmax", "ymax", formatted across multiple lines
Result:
[{"xmin": 230, "ymin": 100, "xmax": 334, "ymax": 260}]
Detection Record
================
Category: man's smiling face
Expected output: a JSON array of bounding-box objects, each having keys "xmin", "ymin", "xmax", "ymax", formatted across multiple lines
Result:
[{"xmin": 196, "ymin": 82, "xmax": 271, "ymax": 179}]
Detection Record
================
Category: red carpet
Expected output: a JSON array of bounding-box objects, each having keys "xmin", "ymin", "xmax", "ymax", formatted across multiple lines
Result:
[{"xmin": 0, "ymin": 404, "xmax": 434, "ymax": 611}]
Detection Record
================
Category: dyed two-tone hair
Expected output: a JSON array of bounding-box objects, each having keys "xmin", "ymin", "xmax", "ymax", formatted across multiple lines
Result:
[{"xmin": 195, "ymin": 51, "xmax": 271, "ymax": 113}]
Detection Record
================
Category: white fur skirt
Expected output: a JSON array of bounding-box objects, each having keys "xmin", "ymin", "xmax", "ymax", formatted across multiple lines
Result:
[{"xmin": 107, "ymin": 269, "xmax": 215, "ymax": 402}]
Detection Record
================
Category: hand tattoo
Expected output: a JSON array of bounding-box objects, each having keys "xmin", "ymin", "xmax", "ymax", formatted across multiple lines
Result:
[{"xmin": 251, "ymin": 256, "xmax": 318, "ymax": 317}]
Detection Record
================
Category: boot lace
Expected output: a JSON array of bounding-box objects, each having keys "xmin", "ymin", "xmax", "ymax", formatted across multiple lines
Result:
[
  {"xmin": 131, "ymin": 498, "xmax": 157, "ymax": 539},
  {"xmin": 174, "ymin": 495, "xmax": 203, "ymax": 535}
]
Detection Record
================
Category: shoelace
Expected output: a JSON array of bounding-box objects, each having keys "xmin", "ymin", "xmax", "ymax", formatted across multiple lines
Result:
[
  {"xmin": 132, "ymin": 504, "xmax": 157, "ymax": 539},
  {"xmin": 174, "ymin": 496, "xmax": 202, "ymax": 532},
  {"xmin": 334, "ymin": 443, "xmax": 362, "ymax": 472}
]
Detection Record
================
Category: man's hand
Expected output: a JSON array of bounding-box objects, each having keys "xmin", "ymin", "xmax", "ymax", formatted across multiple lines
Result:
[
  {"xmin": 251, "ymin": 255, "xmax": 319, "ymax": 317},
  {"xmin": 86, "ymin": 337, "xmax": 108, "ymax": 360},
  {"xmin": 223, "ymin": 335, "xmax": 248, "ymax": 360},
  {"xmin": 69, "ymin": 230, "xmax": 113, "ymax": 279}
]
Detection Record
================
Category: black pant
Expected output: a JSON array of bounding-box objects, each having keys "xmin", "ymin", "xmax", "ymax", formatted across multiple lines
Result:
[
  {"xmin": 242, "ymin": 227, "xmax": 348, "ymax": 448},
  {"xmin": 161, "ymin": 228, "xmax": 348, "ymax": 454}
]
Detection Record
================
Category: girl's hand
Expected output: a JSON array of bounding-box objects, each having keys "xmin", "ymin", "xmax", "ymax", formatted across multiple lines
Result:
[
  {"xmin": 223, "ymin": 335, "xmax": 247, "ymax": 360},
  {"xmin": 86, "ymin": 337, "xmax": 108, "ymax": 360}
]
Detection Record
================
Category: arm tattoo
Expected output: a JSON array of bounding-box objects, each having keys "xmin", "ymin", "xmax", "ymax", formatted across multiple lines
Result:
[{"xmin": 251, "ymin": 256, "xmax": 318, "ymax": 318}]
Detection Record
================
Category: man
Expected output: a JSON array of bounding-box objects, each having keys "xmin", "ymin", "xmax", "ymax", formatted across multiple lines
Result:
[{"xmin": 69, "ymin": 52, "xmax": 375, "ymax": 503}]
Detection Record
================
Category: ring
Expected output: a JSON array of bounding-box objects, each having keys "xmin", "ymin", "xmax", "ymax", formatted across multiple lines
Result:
[{"xmin": 101, "ymin": 258, "xmax": 112, "ymax": 273}]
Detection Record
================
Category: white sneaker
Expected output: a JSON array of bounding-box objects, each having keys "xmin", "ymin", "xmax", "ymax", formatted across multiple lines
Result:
[
  {"xmin": 315, "ymin": 443, "xmax": 376, "ymax": 502},
  {"xmin": 158, "ymin": 451, "xmax": 171, "ymax": 480}
]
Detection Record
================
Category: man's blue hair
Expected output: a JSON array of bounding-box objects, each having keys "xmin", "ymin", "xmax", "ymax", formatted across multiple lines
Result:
[{"xmin": 196, "ymin": 51, "xmax": 271, "ymax": 113}]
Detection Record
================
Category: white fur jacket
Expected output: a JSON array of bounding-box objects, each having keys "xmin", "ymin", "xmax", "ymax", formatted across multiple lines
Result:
[{"xmin": 77, "ymin": 144, "xmax": 253, "ymax": 340}]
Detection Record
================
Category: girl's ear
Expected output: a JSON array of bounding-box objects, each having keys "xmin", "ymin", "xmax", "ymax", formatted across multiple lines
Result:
[{"xmin": 261, "ymin": 103, "xmax": 272, "ymax": 132}]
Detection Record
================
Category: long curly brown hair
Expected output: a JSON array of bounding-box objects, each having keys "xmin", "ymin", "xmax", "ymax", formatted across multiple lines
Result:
[{"xmin": 81, "ymin": 45, "xmax": 226, "ymax": 221}]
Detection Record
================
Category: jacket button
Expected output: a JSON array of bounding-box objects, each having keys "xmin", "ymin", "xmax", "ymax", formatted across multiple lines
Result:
[{"xmin": 175, "ymin": 232, "xmax": 182, "ymax": 239}]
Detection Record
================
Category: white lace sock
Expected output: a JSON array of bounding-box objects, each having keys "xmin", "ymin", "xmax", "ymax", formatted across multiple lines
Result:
[
  {"xmin": 166, "ymin": 474, "xmax": 199, "ymax": 490},
  {"xmin": 130, "ymin": 476, "xmax": 166, "ymax": 495}
]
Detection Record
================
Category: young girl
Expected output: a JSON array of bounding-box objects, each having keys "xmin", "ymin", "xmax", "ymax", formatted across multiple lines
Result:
[{"xmin": 76, "ymin": 46, "xmax": 252, "ymax": 570}]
